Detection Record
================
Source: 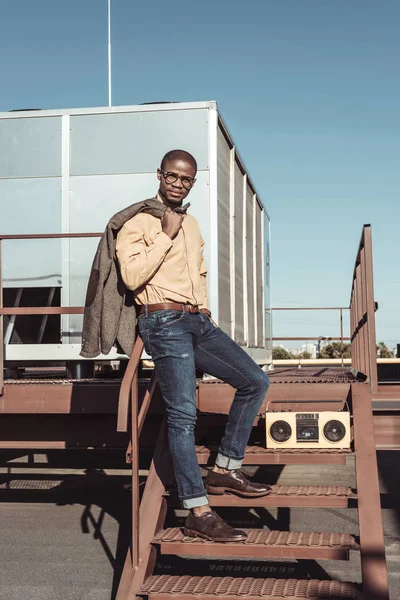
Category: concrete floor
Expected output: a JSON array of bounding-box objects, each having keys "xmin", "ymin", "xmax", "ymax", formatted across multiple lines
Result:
[{"xmin": 1, "ymin": 452, "xmax": 400, "ymax": 600}]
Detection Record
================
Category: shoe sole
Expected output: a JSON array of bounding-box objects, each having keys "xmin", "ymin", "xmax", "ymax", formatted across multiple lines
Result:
[
  {"xmin": 183, "ymin": 527, "xmax": 247, "ymax": 543},
  {"xmin": 206, "ymin": 485, "xmax": 272, "ymax": 497}
]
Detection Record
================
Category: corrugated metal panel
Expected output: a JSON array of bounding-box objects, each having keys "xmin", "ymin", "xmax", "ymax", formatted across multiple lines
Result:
[
  {"xmin": 233, "ymin": 161, "xmax": 244, "ymax": 343},
  {"xmin": 265, "ymin": 309, "xmax": 272, "ymax": 354},
  {"xmin": 246, "ymin": 185, "xmax": 256, "ymax": 346},
  {"xmin": 255, "ymin": 200, "xmax": 264, "ymax": 347},
  {"xmin": 0, "ymin": 105, "xmax": 270, "ymax": 360},
  {"xmin": 216, "ymin": 128, "xmax": 231, "ymax": 333},
  {"xmin": 70, "ymin": 110, "xmax": 209, "ymax": 176},
  {"xmin": 68, "ymin": 237, "xmax": 98, "ymax": 343},
  {"xmin": 0, "ymin": 178, "xmax": 61, "ymax": 288},
  {"xmin": 264, "ymin": 213, "xmax": 271, "ymax": 354},
  {"xmin": 0, "ymin": 117, "xmax": 61, "ymax": 178}
]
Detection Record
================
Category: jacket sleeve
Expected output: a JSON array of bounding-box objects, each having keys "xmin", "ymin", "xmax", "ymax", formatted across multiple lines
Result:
[
  {"xmin": 199, "ymin": 236, "xmax": 209, "ymax": 310},
  {"xmin": 116, "ymin": 215, "xmax": 173, "ymax": 291}
]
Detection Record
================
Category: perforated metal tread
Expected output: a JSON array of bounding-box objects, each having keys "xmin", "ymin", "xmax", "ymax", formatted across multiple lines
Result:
[
  {"xmin": 154, "ymin": 529, "xmax": 359, "ymax": 561},
  {"xmin": 141, "ymin": 575, "xmax": 360, "ymax": 599},
  {"xmin": 4, "ymin": 378, "xmax": 118, "ymax": 385},
  {"xmin": 196, "ymin": 445, "xmax": 351, "ymax": 465},
  {"xmin": 204, "ymin": 485, "xmax": 355, "ymax": 508},
  {"xmin": 268, "ymin": 368, "xmax": 357, "ymax": 384}
]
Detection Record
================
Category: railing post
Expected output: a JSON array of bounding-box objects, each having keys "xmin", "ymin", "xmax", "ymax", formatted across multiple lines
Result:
[
  {"xmin": 0, "ymin": 240, "xmax": 3, "ymax": 395},
  {"xmin": 117, "ymin": 338, "xmax": 144, "ymax": 433},
  {"xmin": 363, "ymin": 226, "xmax": 378, "ymax": 394},
  {"xmin": 131, "ymin": 365, "xmax": 140, "ymax": 571},
  {"xmin": 356, "ymin": 262, "xmax": 366, "ymax": 376},
  {"xmin": 339, "ymin": 308, "xmax": 344, "ymax": 368},
  {"xmin": 352, "ymin": 384, "xmax": 389, "ymax": 599}
]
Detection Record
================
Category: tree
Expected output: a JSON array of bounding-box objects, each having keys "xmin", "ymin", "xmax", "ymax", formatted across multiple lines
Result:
[
  {"xmin": 319, "ymin": 342, "xmax": 351, "ymax": 359},
  {"xmin": 272, "ymin": 346, "xmax": 294, "ymax": 360},
  {"xmin": 377, "ymin": 342, "xmax": 393, "ymax": 358},
  {"xmin": 294, "ymin": 351, "xmax": 312, "ymax": 359}
]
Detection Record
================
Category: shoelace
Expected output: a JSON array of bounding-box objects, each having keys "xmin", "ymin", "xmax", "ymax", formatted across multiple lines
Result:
[{"xmin": 209, "ymin": 511, "xmax": 234, "ymax": 529}]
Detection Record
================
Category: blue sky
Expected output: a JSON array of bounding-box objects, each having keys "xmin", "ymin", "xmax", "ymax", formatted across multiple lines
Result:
[{"xmin": 1, "ymin": 0, "xmax": 399, "ymax": 348}]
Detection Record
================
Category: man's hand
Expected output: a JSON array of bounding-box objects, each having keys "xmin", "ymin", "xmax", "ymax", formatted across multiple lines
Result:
[{"xmin": 162, "ymin": 207, "xmax": 184, "ymax": 240}]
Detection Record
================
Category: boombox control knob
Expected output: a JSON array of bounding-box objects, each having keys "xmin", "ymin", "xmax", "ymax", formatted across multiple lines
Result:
[
  {"xmin": 323, "ymin": 420, "xmax": 346, "ymax": 442},
  {"xmin": 270, "ymin": 420, "xmax": 292, "ymax": 443}
]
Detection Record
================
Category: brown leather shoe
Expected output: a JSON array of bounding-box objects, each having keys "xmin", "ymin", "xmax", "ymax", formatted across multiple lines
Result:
[
  {"xmin": 205, "ymin": 469, "xmax": 272, "ymax": 497},
  {"xmin": 184, "ymin": 510, "xmax": 247, "ymax": 542}
]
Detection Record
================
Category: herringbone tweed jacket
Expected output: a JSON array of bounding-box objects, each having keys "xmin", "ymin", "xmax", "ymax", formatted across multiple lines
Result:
[{"xmin": 80, "ymin": 197, "xmax": 166, "ymax": 358}]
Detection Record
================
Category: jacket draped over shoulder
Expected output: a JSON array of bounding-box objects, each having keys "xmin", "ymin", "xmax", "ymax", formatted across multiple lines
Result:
[{"xmin": 80, "ymin": 198, "xmax": 166, "ymax": 358}]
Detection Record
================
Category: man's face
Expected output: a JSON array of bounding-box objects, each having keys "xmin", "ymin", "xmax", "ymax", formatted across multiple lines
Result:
[{"xmin": 157, "ymin": 158, "xmax": 196, "ymax": 205}]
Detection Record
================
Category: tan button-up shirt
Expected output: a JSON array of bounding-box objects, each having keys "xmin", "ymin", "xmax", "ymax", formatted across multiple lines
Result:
[{"xmin": 116, "ymin": 202, "xmax": 208, "ymax": 309}]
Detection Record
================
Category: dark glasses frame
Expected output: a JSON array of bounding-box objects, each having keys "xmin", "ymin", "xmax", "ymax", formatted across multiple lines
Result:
[{"xmin": 159, "ymin": 168, "xmax": 196, "ymax": 189}]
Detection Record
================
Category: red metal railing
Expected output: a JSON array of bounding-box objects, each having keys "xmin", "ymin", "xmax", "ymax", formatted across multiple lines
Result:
[
  {"xmin": 350, "ymin": 225, "xmax": 378, "ymax": 393},
  {"xmin": 271, "ymin": 306, "xmax": 350, "ymax": 366},
  {"xmin": 117, "ymin": 338, "xmax": 158, "ymax": 571},
  {"xmin": 0, "ymin": 232, "xmax": 102, "ymax": 394},
  {"xmin": 0, "ymin": 231, "xmax": 158, "ymax": 572}
]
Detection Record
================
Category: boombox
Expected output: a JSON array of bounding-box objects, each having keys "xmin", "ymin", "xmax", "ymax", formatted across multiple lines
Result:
[{"xmin": 265, "ymin": 411, "xmax": 351, "ymax": 449}]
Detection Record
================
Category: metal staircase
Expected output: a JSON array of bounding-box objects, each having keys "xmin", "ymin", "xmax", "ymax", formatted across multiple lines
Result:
[
  {"xmin": 114, "ymin": 226, "xmax": 389, "ymax": 600},
  {"xmin": 0, "ymin": 227, "xmax": 391, "ymax": 598},
  {"xmin": 115, "ymin": 378, "xmax": 387, "ymax": 600}
]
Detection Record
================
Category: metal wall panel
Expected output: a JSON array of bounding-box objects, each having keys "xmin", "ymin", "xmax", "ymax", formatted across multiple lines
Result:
[
  {"xmin": 0, "ymin": 117, "xmax": 61, "ymax": 178},
  {"xmin": 0, "ymin": 105, "xmax": 271, "ymax": 360},
  {"xmin": 70, "ymin": 110, "xmax": 209, "ymax": 176},
  {"xmin": 67, "ymin": 172, "xmax": 211, "ymax": 342},
  {"xmin": 255, "ymin": 200, "xmax": 264, "ymax": 347},
  {"xmin": 246, "ymin": 186, "xmax": 256, "ymax": 346},
  {"xmin": 264, "ymin": 214, "xmax": 272, "ymax": 355},
  {"xmin": 0, "ymin": 178, "xmax": 61, "ymax": 288},
  {"xmin": 233, "ymin": 162, "xmax": 245, "ymax": 343},
  {"xmin": 216, "ymin": 128, "xmax": 231, "ymax": 333}
]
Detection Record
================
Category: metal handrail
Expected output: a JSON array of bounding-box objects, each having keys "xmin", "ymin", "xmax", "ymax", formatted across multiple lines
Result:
[
  {"xmin": 271, "ymin": 306, "xmax": 350, "ymax": 365},
  {"xmin": 117, "ymin": 336, "xmax": 157, "ymax": 571},
  {"xmin": 0, "ymin": 307, "xmax": 84, "ymax": 315},
  {"xmin": 349, "ymin": 224, "xmax": 378, "ymax": 392},
  {"xmin": 0, "ymin": 232, "xmax": 102, "ymax": 395},
  {"xmin": 0, "ymin": 231, "xmax": 158, "ymax": 571},
  {"xmin": 0, "ymin": 233, "xmax": 102, "ymax": 240}
]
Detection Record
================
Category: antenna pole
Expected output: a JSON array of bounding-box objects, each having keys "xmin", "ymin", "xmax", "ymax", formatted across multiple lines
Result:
[{"xmin": 108, "ymin": 0, "xmax": 112, "ymax": 107}]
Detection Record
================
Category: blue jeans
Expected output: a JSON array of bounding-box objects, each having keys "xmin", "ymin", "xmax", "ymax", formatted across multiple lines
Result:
[{"xmin": 138, "ymin": 310, "xmax": 270, "ymax": 509}]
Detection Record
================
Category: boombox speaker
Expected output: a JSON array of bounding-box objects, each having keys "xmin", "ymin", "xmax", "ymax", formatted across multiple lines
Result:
[{"xmin": 265, "ymin": 411, "xmax": 351, "ymax": 449}]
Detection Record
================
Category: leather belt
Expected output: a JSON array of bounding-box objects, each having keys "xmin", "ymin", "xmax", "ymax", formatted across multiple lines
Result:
[{"xmin": 139, "ymin": 302, "xmax": 200, "ymax": 315}]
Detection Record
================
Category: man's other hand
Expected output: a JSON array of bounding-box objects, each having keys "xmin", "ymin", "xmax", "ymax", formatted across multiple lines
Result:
[{"xmin": 162, "ymin": 207, "xmax": 184, "ymax": 239}]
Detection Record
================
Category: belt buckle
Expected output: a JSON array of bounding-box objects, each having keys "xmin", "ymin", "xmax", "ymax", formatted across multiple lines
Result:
[{"xmin": 183, "ymin": 304, "xmax": 198, "ymax": 314}]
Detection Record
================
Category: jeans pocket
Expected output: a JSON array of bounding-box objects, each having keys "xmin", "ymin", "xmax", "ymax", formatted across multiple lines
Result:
[
  {"xmin": 155, "ymin": 310, "xmax": 185, "ymax": 326},
  {"xmin": 138, "ymin": 317, "xmax": 154, "ymax": 356}
]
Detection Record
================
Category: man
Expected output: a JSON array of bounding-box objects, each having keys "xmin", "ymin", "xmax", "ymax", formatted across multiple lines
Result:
[{"xmin": 116, "ymin": 149, "xmax": 271, "ymax": 542}]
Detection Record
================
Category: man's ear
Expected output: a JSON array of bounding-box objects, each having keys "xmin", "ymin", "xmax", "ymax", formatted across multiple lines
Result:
[{"xmin": 157, "ymin": 168, "xmax": 162, "ymax": 182}]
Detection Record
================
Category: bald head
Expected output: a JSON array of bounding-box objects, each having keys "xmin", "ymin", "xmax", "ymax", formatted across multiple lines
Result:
[{"xmin": 160, "ymin": 150, "xmax": 197, "ymax": 174}]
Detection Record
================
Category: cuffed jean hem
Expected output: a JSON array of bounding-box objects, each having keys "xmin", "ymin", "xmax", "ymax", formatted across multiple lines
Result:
[
  {"xmin": 215, "ymin": 452, "xmax": 243, "ymax": 470},
  {"xmin": 182, "ymin": 495, "xmax": 209, "ymax": 509}
]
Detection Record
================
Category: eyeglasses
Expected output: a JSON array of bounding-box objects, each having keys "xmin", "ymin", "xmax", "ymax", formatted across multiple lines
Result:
[{"xmin": 159, "ymin": 169, "xmax": 196, "ymax": 190}]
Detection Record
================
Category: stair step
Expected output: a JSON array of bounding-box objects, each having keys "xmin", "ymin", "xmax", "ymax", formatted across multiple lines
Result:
[
  {"xmin": 196, "ymin": 445, "xmax": 351, "ymax": 466},
  {"xmin": 208, "ymin": 485, "xmax": 355, "ymax": 508},
  {"xmin": 141, "ymin": 575, "xmax": 360, "ymax": 599},
  {"xmin": 165, "ymin": 486, "xmax": 355, "ymax": 508},
  {"xmin": 154, "ymin": 528, "xmax": 359, "ymax": 561}
]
